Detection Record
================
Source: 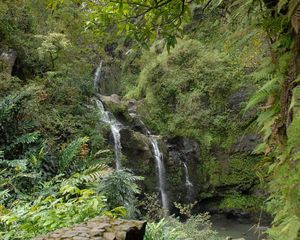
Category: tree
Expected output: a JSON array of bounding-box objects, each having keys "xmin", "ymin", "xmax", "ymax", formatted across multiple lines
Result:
[
  {"xmin": 48, "ymin": 0, "xmax": 206, "ymax": 49},
  {"xmin": 37, "ymin": 32, "xmax": 71, "ymax": 69}
]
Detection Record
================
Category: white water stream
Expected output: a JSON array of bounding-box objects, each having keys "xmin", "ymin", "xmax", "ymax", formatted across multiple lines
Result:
[
  {"xmin": 94, "ymin": 62, "xmax": 123, "ymax": 170},
  {"xmin": 183, "ymin": 162, "xmax": 194, "ymax": 200},
  {"xmin": 149, "ymin": 136, "xmax": 169, "ymax": 211}
]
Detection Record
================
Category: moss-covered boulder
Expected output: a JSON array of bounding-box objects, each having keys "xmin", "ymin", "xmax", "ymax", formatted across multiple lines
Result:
[
  {"xmin": 98, "ymin": 94, "xmax": 133, "ymax": 124},
  {"xmin": 119, "ymin": 128, "xmax": 157, "ymax": 192}
]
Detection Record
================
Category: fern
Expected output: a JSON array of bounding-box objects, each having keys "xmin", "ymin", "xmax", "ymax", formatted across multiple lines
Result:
[
  {"xmin": 65, "ymin": 163, "xmax": 112, "ymax": 186},
  {"xmin": 80, "ymin": 164, "xmax": 112, "ymax": 183},
  {"xmin": 0, "ymin": 91, "xmax": 31, "ymax": 124},
  {"xmin": 245, "ymin": 75, "xmax": 281, "ymax": 112},
  {"xmin": 0, "ymin": 159, "xmax": 27, "ymax": 170},
  {"xmin": 97, "ymin": 169, "xmax": 143, "ymax": 209},
  {"xmin": 58, "ymin": 137, "xmax": 89, "ymax": 173},
  {"xmin": 5, "ymin": 132, "xmax": 40, "ymax": 152}
]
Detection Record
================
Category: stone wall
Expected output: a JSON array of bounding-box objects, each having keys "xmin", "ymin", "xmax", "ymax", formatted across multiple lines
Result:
[{"xmin": 33, "ymin": 216, "xmax": 146, "ymax": 240}]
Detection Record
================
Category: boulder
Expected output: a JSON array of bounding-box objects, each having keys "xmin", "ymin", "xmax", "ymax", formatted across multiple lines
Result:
[
  {"xmin": 99, "ymin": 94, "xmax": 121, "ymax": 105},
  {"xmin": 33, "ymin": 216, "xmax": 146, "ymax": 240},
  {"xmin": 120, "ymin": 128, "xmax": 152, "ymax": 166},
  {"xmin": 0, "ymin": 49, "xmax": 17, "ymax": 75},
  {"xmin": 97, "ymin": 94, "xmax": 133, "ymax": 124}
]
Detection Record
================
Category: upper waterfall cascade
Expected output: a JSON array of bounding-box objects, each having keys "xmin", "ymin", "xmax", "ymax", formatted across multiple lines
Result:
[
  {"xmin": 94, "ymin": 62, "xmax": 123, "ymax": 170},
  {"xmin": 95, "ymin": 99, "xmax": 123, "ymax": 170}
]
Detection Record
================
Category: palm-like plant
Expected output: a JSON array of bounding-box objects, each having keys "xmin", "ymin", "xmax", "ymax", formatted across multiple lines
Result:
[{"xmin": 97, "ymin": 169, "xmax": 143, "ymax": 209}]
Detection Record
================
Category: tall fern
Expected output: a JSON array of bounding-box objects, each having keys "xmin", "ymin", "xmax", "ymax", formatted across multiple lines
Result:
[{"xmin": 58, "ymin": 136, "xmax": 89, "ymax": 173}]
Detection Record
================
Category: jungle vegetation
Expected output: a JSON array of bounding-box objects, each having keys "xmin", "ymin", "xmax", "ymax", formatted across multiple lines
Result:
[{"xmin": 1, "ymin": 0, "xmax": 300, "ymax": 239}]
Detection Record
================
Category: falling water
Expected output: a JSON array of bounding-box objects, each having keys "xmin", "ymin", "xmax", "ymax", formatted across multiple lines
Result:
[
  {"xmin": 94, "ymin": 60, "xmax": 103, "ymax": 90},
  {"xmin": 183, "ymin": 162, "xmax": 194, "ymax": 199},
  {"xmin": 94, "ymin": 62, "xmax": 168, "ymax": 205},
  {"xmin": 95, "ymin": 99, "xmax": 123, "ymax": 170},
  {"xmin": 94, "ymin": 62, "xmax": 123, "ymax": 170},
  {"xmin": 149, "ymin": 136, "xmax": 169, "ymax": 211}
]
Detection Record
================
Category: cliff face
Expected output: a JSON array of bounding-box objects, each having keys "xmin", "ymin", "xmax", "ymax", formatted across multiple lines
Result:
[{"xmin": 99, "ymin": 91, "xmax": 265, "ymax": 219}]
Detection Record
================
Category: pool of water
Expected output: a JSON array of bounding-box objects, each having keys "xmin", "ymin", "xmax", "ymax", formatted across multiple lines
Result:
[{"xmin": 211, "ymin": 214, "xmax": 268, "ymax": 240}]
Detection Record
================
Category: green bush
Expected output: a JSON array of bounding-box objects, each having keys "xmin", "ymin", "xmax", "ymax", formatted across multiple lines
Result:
[
  {"xmin": 220, "ymin": 194, "xmax": 263, "ymax": 210},
  {"xmin": 125, "ymin": 39, "xmax": 249, "ymax": 149},
  {"xmin": 145, "ymin": 214, "xmax": 221, "ymax": 240}
]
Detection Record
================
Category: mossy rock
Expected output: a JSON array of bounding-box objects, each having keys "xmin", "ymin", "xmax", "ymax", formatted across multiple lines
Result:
[
  {"xmin": 203, "ymin": 153, "xmax": 260, "ymax": 194},
  {"xmin": 219, "ymin": 194, "xmax": 263, "ymax": 211},
  {"xmin": 99, "ymin": 94, "xmax": 134, "ymax": 124}
]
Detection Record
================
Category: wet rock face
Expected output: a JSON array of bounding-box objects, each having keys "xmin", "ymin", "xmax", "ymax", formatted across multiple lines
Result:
[
  {"xmin": 33, "ymin": 216, "xmax": 146, "ymax": 240},
  {"xmin": 165, "ymin": 137, "xmax": 201, "ymax": 203},
  {"xmin": 167, "ymin": 137, "xmax": 200, "ymax": 165},
  {"xmin": 227, "ymin": 88, "xmax": 250, "ymax": 112},
  {"xmin": 120, "ymin": 128, "xmax": 152, "ymax": 165},
  {"xmin": 0, "ymin": 49, "xmax": 17, "ymax": 75},
  {"xmin": 98, "ymin": 94, "xmax": 132, "ymax": 124},
  {"xmin": 119, "ymin": 128, "xmax": 157, "ymax": 191},
  {"xmin": 233, "ymin": 134, "xmax": 261, "ymax": 153}
]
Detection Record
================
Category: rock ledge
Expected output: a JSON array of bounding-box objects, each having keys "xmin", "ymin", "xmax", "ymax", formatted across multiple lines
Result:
[{"xmin": 33, "ymin": 216, "xmax": 146, "ymax": 240}]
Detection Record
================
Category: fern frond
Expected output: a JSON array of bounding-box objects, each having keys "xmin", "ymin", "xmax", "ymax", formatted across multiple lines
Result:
[
  {"xmin": 6, "ymin": 132, "xmax": 40, "ymax": 151},
  {"xmin": 245, "ymin": 75, "xmax": 281, "ymax": 112},
  {"xmin": 288, "ymin": 0, "xmax": 300, "ymax": 18},
  {"xmin": 257, "ymin": 104, "xmax": 280, "ymax": 141},
  {"xmin": 278, "ymin": 0, "xmax": 289, "ymax": 12},
  {"xmin": 15, "ymin": 132, "xmax": 40, "ymax": 145},
  {"xmin": 63, "ymin": 164, "xmax": 111, "ymax": 187},
  {"xmin": 59, "ymin": 137, "xmax": 89, "ymax": 173},
  {"xmin": 0, "ymin": 91, "xmax": 31, "ymax": 123},
  {"xmin": 0, "ymin": 189, "xmax": 10, "ymax": 203},
  {"xmin": 0, "ymin": 159, "xmax": 27, "ymax": 170},
  {"xmin": 79, "ymin": 164, "xmax": 112, "ymax": 184}
]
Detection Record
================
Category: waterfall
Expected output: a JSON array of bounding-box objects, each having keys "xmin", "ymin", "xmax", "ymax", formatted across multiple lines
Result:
[
  {"xmin": 94, "ymin": 62, "xmax": 122, "ymax": 170},
  {"xmin": 95, "ymin": 99, "xmax": 123, "ymax": 170},
  {"xmin": 149, "ymin": 136, "xmax": 169, "ymax": 211},
  {"xmin": 134, "ymin": 117, "xmax": 169, "ymax": 210},
  {"xmin": 93, "ymin": 62, "xmax": 168, "ymax": 207},
  {"xmin": 94, "ymin": 60, "xmax": 103, "ymax": 90},
  {"xmin": 111, "ymin": 124, "xmax": 122, "ymax": 170},
  {"xmin": 183, "ymin": 162, "xmax": 194, "ymax": 199}
]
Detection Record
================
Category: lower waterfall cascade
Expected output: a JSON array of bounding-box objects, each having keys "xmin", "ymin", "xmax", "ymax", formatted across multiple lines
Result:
[
  {"xmin": 149, "ymin": 136, "xmax": 169, "ymax": 211},
  {"xmin": 183, "ymin": 162, "xmax": 194, "ymax": 200}
]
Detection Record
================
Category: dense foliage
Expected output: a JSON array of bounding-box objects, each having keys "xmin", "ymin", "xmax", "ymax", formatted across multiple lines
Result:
[{"xmin": 3, "ymin": 0, "xmax": 300, "ymax": 239}]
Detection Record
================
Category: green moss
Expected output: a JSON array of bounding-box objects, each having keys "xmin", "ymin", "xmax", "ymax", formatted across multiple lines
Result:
[
  {"xmin": 220, "ymin": 194, "xmax": 263, "ymax": 210},
  {"xmin": 220, "ymin": 154, "xmax": 260, "ymax": 190},
  {"xmin": 167, "ymin": 165, "xmax": 184, "ymax": 187},
  {"xmin": 203, "ymin": 154, "xmax": 260, "ymax": 192}
]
